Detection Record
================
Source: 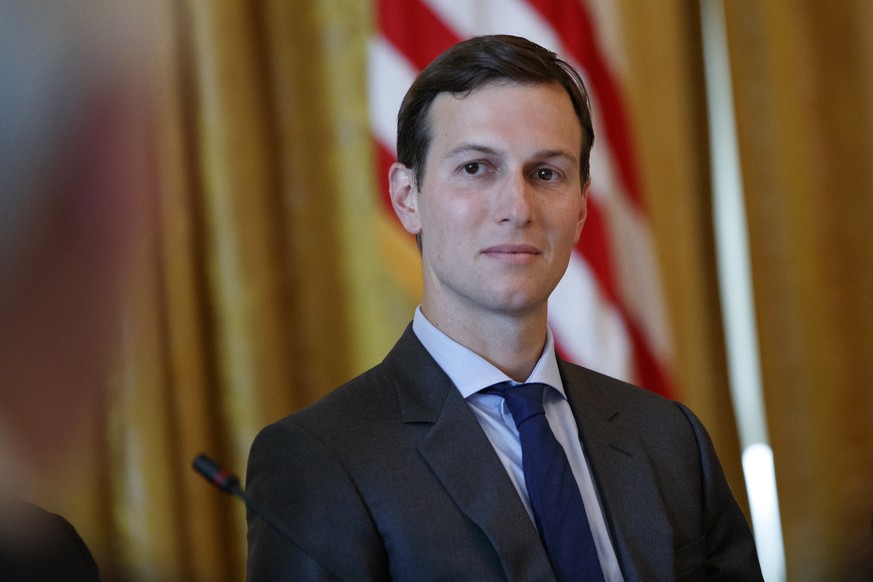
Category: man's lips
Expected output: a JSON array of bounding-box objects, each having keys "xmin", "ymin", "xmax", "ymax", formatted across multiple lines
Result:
[{"xmin": 481, "ymin": 244, "xmax": 542, "ymax": 262}]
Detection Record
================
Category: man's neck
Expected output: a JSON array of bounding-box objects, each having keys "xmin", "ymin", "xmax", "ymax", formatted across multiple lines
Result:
[{"xmin": 420, "ymin": 304, "xmax": 548, "ymax": 382}]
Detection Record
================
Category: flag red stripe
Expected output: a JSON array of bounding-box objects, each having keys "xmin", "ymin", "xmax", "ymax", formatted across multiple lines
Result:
[
  {"xmin": 376, "ymin": 141, "xmax": 395, "ymax": 211},
  {"xmin": 576, "ymin": 195, "xmax": 619, "ymax": 304},
  {"xmin": 378, "ymin": 0, "xmax": 461, "ymax": 71},
  {"xmin": 627, "ymin": 319, "xmax": 671, "ymax": 396},
  {"xmin": 576, "ymin": 198, "xmax": 671, "ymax": 396},
  {"xmin": 527, "ymin": 0, "xmax": 643, "ymax": 209}
]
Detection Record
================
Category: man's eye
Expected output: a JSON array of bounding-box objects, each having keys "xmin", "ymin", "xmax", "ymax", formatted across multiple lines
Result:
[
  {"xmin": 536, "ymin": 168, "xmax": 557, "ymax": 181},
  {"xmin": 463, "ymin": 162, "xmax": 481, "ymax": 175}
]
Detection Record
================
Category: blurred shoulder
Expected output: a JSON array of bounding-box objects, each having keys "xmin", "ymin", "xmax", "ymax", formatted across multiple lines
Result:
[{"xmin": 0, "ymin": 502, "xmax": 99, "ymax": 582}]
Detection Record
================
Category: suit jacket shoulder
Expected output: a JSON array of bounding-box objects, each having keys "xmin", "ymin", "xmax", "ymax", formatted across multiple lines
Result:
[{"xmin": 246, "ymin": 325, "xmax": 552, "ymax": 581}]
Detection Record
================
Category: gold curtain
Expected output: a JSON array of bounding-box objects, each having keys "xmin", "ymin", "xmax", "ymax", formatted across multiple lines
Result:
[
  {"xmin": 724, "ymin": 1, "xmax": 873, "ymax": 578},
  {"xmin": 27, "ymin": 0, "xmax": 873, "ymax": 580},
  {"xmin": 106, "ymin": 0, "xmax": 410, "ymax": 579},
  {"xmin": 38, "ymin": 0, "xmax": 409, "ymax": 579},
  {"xmin": 614, "ymin": 0, "xmax": 746, "ymax": 494},
  {"xmin": 617, "ymin": 0, "xmax": 873, "ymax": 579}
]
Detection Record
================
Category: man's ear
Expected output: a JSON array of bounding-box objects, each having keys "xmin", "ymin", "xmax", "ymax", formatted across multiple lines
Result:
[
  {"xmin": 574, "ymin": 180, "xmax": 590, "ymax": 244},
  {"xmin": 389, "ymin": 163, "xmax": 422, "ymax": 236}
]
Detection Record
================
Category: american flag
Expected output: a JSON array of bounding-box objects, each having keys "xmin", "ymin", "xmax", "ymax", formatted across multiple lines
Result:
[{"xmin": 369, "ymin": 0, "xmax": 672, "ymax": 397}]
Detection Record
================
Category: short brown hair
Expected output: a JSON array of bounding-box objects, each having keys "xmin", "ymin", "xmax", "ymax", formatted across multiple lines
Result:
[{"xmin": 396, "ymin": 34, "xmax": 595, "ymax": 189}]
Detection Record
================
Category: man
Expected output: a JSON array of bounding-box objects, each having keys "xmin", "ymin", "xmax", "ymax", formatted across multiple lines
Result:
[{"xmin": 246, "ymin": 35, "xmax": 762, "ymax": 580}]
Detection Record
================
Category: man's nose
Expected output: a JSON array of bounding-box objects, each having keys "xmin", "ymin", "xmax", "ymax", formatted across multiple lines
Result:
[{"xmin": 497, "ymin": 171, "xmax": 533, "ymax": 225}]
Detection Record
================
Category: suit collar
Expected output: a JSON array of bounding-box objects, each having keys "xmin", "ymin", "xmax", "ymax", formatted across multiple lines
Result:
[{"xmin": 380, "ymin": 325, "xmax": 449, "ymax": 423}]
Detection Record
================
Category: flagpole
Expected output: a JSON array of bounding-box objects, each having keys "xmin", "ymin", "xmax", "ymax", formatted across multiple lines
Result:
[{"xmin": 699, "ymin": 1, "xmax": 786, "ymax": 580}]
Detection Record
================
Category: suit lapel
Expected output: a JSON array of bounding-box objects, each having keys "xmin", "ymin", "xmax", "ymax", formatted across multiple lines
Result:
[
  {"xmin": 385, "ymin": 327, "xmax": 554, "ymax": 581},
  {"xmin": 559, "ymin": 361, "xmax": 673, "ymax": 580},
  {"xmin": 418, "ymin": 393, "xmax": 557, "ymax": 581}
]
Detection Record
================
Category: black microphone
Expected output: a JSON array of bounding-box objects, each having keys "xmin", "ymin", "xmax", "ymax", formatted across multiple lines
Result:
[
  {"xmin": 192, "ymin": 453, "xmax": 297, "ymax": 543},
  {"xmin": 193, "ymin": 454, "xmax": 243, "ymax": 495},
  {"xmin": 191, "ymin": 453, "xmax": 352, "ymax": 580}
]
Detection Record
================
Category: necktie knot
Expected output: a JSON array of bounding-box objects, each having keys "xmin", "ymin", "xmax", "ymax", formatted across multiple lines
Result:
[{"xmin": 486, "ymin": 382, "xmax": 548, "ymax": 427}]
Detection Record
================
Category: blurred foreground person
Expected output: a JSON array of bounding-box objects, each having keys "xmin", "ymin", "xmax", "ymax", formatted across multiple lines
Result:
[{"xmin": 0, "ymin": 1, "xmax": 155, "ymax": 578}]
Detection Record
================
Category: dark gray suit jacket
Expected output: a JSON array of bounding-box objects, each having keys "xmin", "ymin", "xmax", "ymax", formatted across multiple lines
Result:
[{"xmin": 246, "ymin": 325, "xmax": 762, "ymax": 581}]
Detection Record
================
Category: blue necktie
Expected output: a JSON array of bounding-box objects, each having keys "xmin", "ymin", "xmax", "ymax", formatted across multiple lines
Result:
[{"xmin": 488, "ymin": 382, "xmax": 604, "ymax": 582}]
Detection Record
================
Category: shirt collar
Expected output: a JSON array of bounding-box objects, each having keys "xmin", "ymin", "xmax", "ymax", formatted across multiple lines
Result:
[{"xmin": 412, "ymin": 306, "xmax": 565, "ymax": 399}]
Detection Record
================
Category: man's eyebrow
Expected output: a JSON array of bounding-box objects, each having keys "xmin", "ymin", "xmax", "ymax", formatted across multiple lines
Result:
[
  {"xmin": 444, "ymin": 144, "xmax": 579, "ymax": 165},
  {"xmin": 535, "ymin": 149, "xmax": 580, "ymax": 165},
  {"xmin": 444, "ymin": 143, "xmax": 501, "ymax": 158}
]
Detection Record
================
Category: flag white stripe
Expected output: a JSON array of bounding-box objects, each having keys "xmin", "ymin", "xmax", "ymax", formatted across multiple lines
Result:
[
  {"xmin": 423, "ymin": 0, "xmax": 559, "ymax": 52},
  {"xmin": 601, "ymin": 188, "xmax": 672, "ymax": 361},
  {"xmin": 367, "ymin": 37, "xmax": 416, "ymax": 156},
  {"xmin": 550, "ymin": 253, "xmax": 633, "ymax": 381}
]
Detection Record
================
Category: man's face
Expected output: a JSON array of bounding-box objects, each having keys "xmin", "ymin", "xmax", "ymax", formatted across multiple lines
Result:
[{"xmin": 390, "ymin": 81, "xmax": 587, "ymax": 325}]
